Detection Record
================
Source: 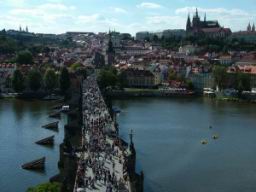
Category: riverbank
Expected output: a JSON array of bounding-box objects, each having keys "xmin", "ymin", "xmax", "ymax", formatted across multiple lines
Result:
[
  {"xmin": 0, "ymin": 92, "xmax": 64, "ymax": 101},
  {"xmin": 108, "ymin": 88, "xmax": 195, "ymax": 98}
]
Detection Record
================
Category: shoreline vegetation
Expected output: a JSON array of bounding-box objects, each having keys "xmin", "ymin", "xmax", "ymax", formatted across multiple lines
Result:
[
  {"xmin": 27, "ymin": 182, "xmax": 62, "ymax": 192},
  {"xmin": 2, "ymin": 89, "xmax": 256, "ymax": 104}
]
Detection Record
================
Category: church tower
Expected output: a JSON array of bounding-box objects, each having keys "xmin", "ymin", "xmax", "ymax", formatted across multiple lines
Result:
[
  {"xmin": 252, "ymin": 23, "xmax": 255, "ymax": 32},
  {"xmin": 247, "ymin": 23, "xmax": 252, "ymax": 32},
  {"xmin": 195, "ymin": 8, "xmax": 199, "ymax": 18},
  {"xmin": 186, "ymin": 14, "xmax": 192, "ymax": 31},
  {"xmin": 192, "ymin": 8, "xmax": 201, "ymax": 30}
]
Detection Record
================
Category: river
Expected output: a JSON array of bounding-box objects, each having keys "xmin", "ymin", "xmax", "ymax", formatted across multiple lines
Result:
[
  {"xmin": 114, "ymin": 98, "xmax": 256, "ymax": 192},
  {"xmin": 0, "ymin": 99, "xmax": 65, "ymax": 192}
]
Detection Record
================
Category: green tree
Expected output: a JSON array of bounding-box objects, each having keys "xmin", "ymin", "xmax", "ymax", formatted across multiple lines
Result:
[
  {"xmin": 153, "ymin": 35, "xmax": 159, "ymax": 42},
  {"xmin": 59, "ymin": 67, "xmax": 70, "ymax": 94},
  {"xmin": 235, "ymin": 73, "xmax": 251, "ymax": 96},
  {"xmin": 70, "ymin": 63, "xmax": 82, "ymax": 71},
  {"xmin": 213, "ymin": 65, "xmax": 227, "ymax": 90},
  {"xmin": 16, "ymin": 50, "xmax": 33, "ymax": 64},
  {"xmin": 118, "ymin": 72, "xmax": 127, "ymax": 88},
  {"xmin": 168, "ymin": 68, "xmax": 177, "ymax": 81},
  {"xmin": 44, "ymin": 68, "xmax": 57, "ymax": 92},
  {"xmin": 28, "ymin": 69, "xmax": 42, "ymax": 92},
  {"xmin": 12, "ymin": 69, "xmax": 25, "ymax": 92},
  {"xmin": 98, "ymin": 69, "xmax": 117, "ymax": 89},
  {"xmin": 186, "ymin": 80, "xmax": 194, "ymax": 90},
  {"xmin": 27, "ymin": 182, "xmax": 61, "ymax": 192}
]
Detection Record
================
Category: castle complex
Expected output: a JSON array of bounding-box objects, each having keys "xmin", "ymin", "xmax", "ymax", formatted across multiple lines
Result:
[
  {"xmin": 247, "ymin": 22, "xmax": 256, "ymax": 32},
  {"xmin": 186, "ymin": 9, "xmax": 231, "ymax": 38}
]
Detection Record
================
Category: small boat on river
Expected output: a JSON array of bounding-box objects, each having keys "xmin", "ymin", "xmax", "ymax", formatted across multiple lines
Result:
[
  {"xmin": 201, "ymin": 139, "xmax": 208, "ymax": 145},
  {"xmin": 212, "ymin": 134, "xmax": 219, "ymax": 140},
  {"xmin": 21, "ymin": 157, "xmax": 45, "ymax": 170}
]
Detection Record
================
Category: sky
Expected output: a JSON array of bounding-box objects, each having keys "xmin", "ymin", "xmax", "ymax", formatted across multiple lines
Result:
[{"xmin": 0, "ymin": 0, "xmax": 255, "ymax": 35}]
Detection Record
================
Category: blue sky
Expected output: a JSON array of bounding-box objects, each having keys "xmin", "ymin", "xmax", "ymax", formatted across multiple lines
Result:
[{"xmin": 0, "ymin": 0, "xmax": 255, "ymax": 34}]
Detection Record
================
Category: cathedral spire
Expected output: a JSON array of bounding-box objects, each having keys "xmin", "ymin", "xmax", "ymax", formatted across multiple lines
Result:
[
  {"xmin": 204, "ymin": 13, "xmax": 206, "ymax": 22},
  {"xmin": 196, "ymin": 8, "xmax": 199, "ymax": 17},
  {"xmin": 186, "ymin": 13, "xmax": 191, "ymax": 31},
  {"xmin": 247, "ymin": 22, "xmax": 252, "ymax": 32},
  {"xmin": 253, "ymin": 23, "xmax": 255, "ymax": 32}
]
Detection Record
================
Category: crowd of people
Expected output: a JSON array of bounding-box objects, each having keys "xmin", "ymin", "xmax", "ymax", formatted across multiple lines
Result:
[{"xmin": 74, "ymin": 76, "xmax": 130, "ymax": 192}]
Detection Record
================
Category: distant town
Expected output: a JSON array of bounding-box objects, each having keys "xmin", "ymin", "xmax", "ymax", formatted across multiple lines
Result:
[{"xmin": 0, "ymin": 8, "xmax": 256, "ymax": 101}]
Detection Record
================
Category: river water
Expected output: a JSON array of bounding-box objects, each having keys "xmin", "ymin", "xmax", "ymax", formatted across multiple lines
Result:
[
  {"xmin": 114, "ymin": 98, "xmax": 256, "ymax": 192},
  {"xmin": 0, "ymin": 99, "xmax": 65, "ymax": 192}
]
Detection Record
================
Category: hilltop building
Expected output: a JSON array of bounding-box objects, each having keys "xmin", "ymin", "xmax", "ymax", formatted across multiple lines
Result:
[
  {"xmin": 186, "ymin": 9, "xmax": 231, "ymax": 38},
  {"xmin": 232, "ymin": 22, "xmax": 256, "ymax": 43}
]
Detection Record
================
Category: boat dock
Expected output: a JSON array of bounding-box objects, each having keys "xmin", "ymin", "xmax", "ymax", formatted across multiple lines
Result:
[{"xmin": 73, "ymin": 76, "xmax": 138, "ymax": 192}]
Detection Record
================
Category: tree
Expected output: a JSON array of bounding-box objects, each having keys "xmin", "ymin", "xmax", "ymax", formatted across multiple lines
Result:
[
  {"xmin": 27, "ymin": 182, "xmax": 61, "ymax": 192},
  {"xmin": 118, "ymin": 72, "xmax": 127, "ymax": 88},
  {"xmin": 12, "ymin": 69, "xmax": 25, "ymax": 92},
  {"xmin": 235, "ymin": 73, "xmax": 251, "ymax": 96},
  {"xmin": 186, "ymin": 80, "xmax": 194, "ymax": 90},
  {"xmin": 28, "ymin": 69, "xmax": 42, "ymax": 92},
  {"xmin": 168, "ymin": 68, "xmax": 177, "ymax": 81},
  {"xmin": 44, "ymin": 68, "xmax": 57, "ymax": 92},
  {"xmin": 153, "ymin": 35, "xmax": 159, "ymax": 42},
  {"xmin": 213, "ymin": 65, "xmax": 227, "ymax": 90},
  {"xmin": 16, "ymin": 50, "xmax": 33, "ymax": 64},
  {"xmin": 70, "ymin": 63, "xmax": 82, "ymax": 71},
  {"xmin": 59, "ymin": 67, "xmax": 70, "ymax": 94},
  {"xmin": 98, "ymin": 69, "xmax": 117, "ymax": 89}
]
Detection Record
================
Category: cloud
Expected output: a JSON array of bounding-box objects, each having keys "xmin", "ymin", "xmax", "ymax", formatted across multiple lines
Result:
[
  {"xmin": 137, "ymin": 2, "xmax": 162, "ymax": 9},
  {"xmin": 146, "ymin": 15, "xmax": 186, "ymax": 30},
  {"xmin": 175, "ymin": 7, "xmax": 250, "ymax": 17},
  {"xmin": 2, "ymin": 0, "xmax": 26, "ymax": 7},
  {"xmin": 10, "ymin": 3, "xmax": 76, "ymax": 19},
  {"xmin": 110, "ymin": 7, "xmax": 127, "ymax": 14},
  {"xmin": 4, "ymin": 3, "xmax": 76, "ymax": 33},
  {"xmin": 76, "ymin": 14, "xmax": 120, "ymax": 30},
  {"xmin": 77, "ymin": 14, "xmax": 104, "ymax": 23}
]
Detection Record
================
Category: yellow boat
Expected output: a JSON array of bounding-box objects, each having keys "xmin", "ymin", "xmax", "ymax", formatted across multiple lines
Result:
[
  {"xmin": 212, "ymin": 134, "xmax": 219, "ymax": 140},
  {"xmin": 201, "ymin": 140, "xmax": 208, "ymax": 145}
]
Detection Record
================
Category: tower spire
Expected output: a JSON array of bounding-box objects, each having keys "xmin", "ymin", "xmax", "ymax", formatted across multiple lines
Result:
[
  {"xmin": 252, "ymin": 23, "xmax": 255, "ymax": 32},
  {"xmin": 204, "ymin": 13, "xmax": 206, "ymax": 22},
  {"xmin": 186, "ymin": 13, "xmax": 192, "ymax": 31},
  {"xmin": 247, "ymin": 22, "xmax": 252, "ymax": 32},
  {"xmin": 196, "ymin": 8, "xmax": 199, "ymax": 17}
]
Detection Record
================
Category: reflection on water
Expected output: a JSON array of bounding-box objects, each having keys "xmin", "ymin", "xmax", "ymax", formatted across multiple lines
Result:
[
  {"xmin": 114, "ymin": 98, "xmax": 256, "ymax": 192},
  {"xmin": 0, "ymin": 99, "xmax": 66, "ymax": 192}
]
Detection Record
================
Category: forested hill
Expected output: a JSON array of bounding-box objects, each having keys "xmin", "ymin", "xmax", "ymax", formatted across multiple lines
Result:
[{"xmin": 0, "ymin": 29, "xmax": 74, "ymax": 54}]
